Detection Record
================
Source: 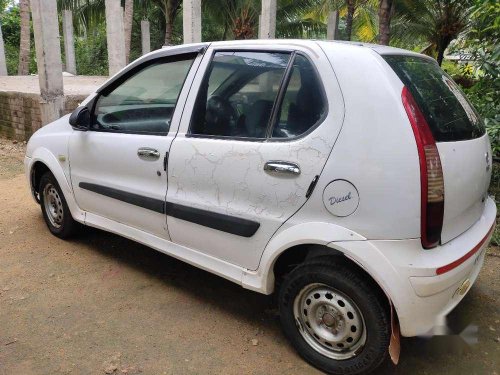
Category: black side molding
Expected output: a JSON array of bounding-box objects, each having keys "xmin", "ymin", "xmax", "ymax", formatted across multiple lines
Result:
[
  {"xmin": 78, "ymin": 182, "xmax": 259, "ymax": 237},
  {"xmin": 79, "ymin": 182, "xmax": 165, "ymax": 213},
  {"xmin": 165, "ymin": 202, "xmax": 259, "ymax": 237}
]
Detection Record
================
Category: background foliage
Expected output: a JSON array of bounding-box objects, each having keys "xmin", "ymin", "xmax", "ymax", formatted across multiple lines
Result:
[
  {"xmin": 0, "ymin": 0, "xmax": 498, "ymax": 149},
  {"xmin": 0, "ymin": 0, "xmax": 498, "ymax": 240}
]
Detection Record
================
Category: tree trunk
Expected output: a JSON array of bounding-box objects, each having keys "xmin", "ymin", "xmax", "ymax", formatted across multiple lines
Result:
[
  {"xmin": 158, "ymin": 0, "xmax": 181, "ymax": 46},
  {"xmin": 164, "ymin": 15, "xmax": 173, "ymax": 45},
  {"xmin": 378, "ymin": 0, "xmax": 393, "ymax": 45},
  {"xmin": 222, "ymin": 22, "xmax": 228, "ymax": 40},
  {"xmin": 436, "ymin": 46, "xmax": 445, "ymax": 66},
  {"xmin": 18, "ymin": 0, "xmax": 30, "ymax": 75},
  {"xmin": 123, "ymin": 0, "xmax": 134, "ymax": 63},
  {"xmin": 345, "ymin": 0, "xmax": 355, "ymax": 41}
]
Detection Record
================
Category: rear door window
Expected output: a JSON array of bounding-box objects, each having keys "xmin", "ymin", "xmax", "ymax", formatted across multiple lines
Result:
[
  {"xmin": 272, "ymin": 55, "xmax": 326, "ymax": 138},
  {"xmin": 189, "ymin": 51, "xmax": 291, "ymax": 138},
  {"xmin": 384, "ymin": 55, "xmax": 485, "ymax": 142}
]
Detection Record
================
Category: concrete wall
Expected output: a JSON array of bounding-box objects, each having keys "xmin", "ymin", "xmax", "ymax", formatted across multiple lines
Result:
[{"xmin": 0, "ymin": 92, "xmax": 84, "ymax": 140}]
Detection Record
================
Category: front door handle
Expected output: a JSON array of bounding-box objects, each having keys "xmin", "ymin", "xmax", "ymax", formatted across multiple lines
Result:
[
  {"xmin": 264, "ymin": 161, "xmax": 301, "ymax": 176},
  {"xmin": 137, "ymin": 147, "xmax": 160, "ymax": 161}
]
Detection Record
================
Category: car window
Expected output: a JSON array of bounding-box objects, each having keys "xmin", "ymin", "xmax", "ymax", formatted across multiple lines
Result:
[
  {"xmin": 384, "ymin": 55, "xmax": 485, "ymax": 142},
  {"xmin": 190, "ymin": 51, "xmax": 291, "ymax": 138},
  {"xmin": 93, "ymin": 57, "xmax": 195, "ymax": 134},
  {"xmin": 272, "ymin": 55, "xmax": 326, "ymax": 138}
]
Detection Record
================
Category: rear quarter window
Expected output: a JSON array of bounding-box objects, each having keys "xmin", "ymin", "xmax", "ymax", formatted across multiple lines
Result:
[{"xmin": 383, "ymin": 55, "xmax": 485, "ymax": 142}]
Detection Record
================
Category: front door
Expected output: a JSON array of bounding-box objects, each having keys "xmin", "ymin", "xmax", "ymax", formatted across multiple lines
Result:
[
  {"xmin": 166, "ymin": 44, "xmax": 344, "ymax": 270},
  {"xmin": 69, "ymin": 51, "xmax": 202, "ymax": 239}
]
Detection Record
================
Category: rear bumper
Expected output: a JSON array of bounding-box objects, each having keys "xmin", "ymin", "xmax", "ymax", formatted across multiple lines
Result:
[
  {"xmin": 333, "ymin": 197, "xmax": 496, "ymax": 337},
  {"xmin": 391, "ymin": 196, "xmax": 495, "ymax": 336}
]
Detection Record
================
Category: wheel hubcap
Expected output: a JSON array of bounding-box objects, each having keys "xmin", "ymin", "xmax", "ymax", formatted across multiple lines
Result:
[
  {"xmin": 293, "ymin": 283, "xmax": 366, "ymax": 360},
  {"xmin": 43, "ymin": 183, "xmax": 64, "ymax": 228}
]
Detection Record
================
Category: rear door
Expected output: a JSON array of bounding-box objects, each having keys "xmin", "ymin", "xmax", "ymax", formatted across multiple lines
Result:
[
  {"xmin": 384, "ymin": 55, "xmax": 491, "ymax": 243},
  {"xmin": 166, "ymin": 44, "xmax": 345, "ymax": 270}
]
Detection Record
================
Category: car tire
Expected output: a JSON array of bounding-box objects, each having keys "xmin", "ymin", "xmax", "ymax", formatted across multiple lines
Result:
[
  {"xmin": 39, "ymin": 171, "xmax": 78, "ymax": 239},
  {"xmin": 279, "ymin": 256, "xmax": 390, "ymax": 375}
]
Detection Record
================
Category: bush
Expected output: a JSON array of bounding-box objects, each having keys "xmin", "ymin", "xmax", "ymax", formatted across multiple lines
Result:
[{"xmin": 74, "ymin": 24, "xmax": 108, "ymax": 76}]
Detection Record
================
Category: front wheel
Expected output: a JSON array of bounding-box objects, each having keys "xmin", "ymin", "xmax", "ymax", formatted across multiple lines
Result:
[
  {"xmin": 279, "ymin": 257, "xmax": 390, "ymax": 375},
  {"xmin": 39, "ymin": 171, "xmax": 78, "ymax": 239}
]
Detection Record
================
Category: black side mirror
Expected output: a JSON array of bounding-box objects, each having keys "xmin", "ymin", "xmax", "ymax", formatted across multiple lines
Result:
[{"xmin": 69, "ymin": 106, "xmax": 90, "ymax": 131}]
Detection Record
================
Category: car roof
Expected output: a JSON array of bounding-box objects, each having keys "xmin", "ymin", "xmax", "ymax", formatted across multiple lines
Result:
[
  {"xmin": 99, "ymin": 39, "xmax": 431, "ymax": 92},
  {"xmin": 168, "ymin": 39, "xmax": 429, "ymax": 60}
]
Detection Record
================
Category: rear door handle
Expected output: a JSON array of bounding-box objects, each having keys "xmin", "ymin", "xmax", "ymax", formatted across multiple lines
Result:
[
  {"xmin": 137, "ymin": 147, "xmax": 160, "ymax": 161},
  {"xmin": 264, "ymin": 161, "xmax": 301, "ymax": 176}
]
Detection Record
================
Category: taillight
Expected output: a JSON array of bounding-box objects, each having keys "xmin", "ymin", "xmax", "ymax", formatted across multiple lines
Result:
[{"xmin": 402, "ymin": 86, "xmax": 444, "ymax": 249}]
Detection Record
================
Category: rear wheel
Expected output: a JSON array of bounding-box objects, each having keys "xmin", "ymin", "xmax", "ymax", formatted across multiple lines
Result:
[
  {"xmin": 39, "ymin": 172, "xmax": 78, "ymax": 239},
  {"xmin": 279, "ymin": 257, "xmax": 390, "ymax": 375}
]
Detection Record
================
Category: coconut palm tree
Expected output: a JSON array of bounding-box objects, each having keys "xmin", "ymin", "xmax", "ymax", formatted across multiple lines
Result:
[
  {"xmin": 303, "ymin": 0, "xmax": 378, "ymax": 41},
  {"xmin": 397, "ymin": 0, "xmax": 473, "ymax": 65},
  {"xmin": 123, "ymin": 0, "xmax": 133, "ymax": 62},
  {"xmin": 202, "ymin": 0, "xmax": 322, "ymax": 41},
  {"xmin": 150, "ymin": 0, "xmax": 182, "ymax": 45},
  {"xmin": 377, "ymin": 0, "xmax": 392, "ymax": 45},
  {"xmin": 18, "ymin": 0, "xmax": 30, "ymax": 75},
  {"xmin": 277, "ymin": 0, "xmax": 326, "ymax": 38}
]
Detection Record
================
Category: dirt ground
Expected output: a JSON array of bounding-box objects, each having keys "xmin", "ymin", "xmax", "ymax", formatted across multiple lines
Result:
[{"xmin": 0, "ymin": 137, "xmax": 499, "ymax": 375}]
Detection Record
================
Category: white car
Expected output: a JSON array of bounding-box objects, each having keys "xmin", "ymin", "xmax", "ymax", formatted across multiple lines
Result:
[{"xmin": 25, "ymin": 40, "xmax": 495, "ymax": 374}]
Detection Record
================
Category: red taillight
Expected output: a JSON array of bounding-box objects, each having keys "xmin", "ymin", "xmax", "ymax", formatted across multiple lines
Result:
[{"xmin": 402, "ymin": 86, "xmax": 444, "ymax": 249}]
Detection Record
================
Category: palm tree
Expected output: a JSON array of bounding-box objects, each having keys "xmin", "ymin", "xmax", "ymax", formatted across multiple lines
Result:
[
  {"xmin": 397, "ymin": 0, "xmax": 472, "ymax": 65},
  {"xmin": 205, "ymin": 0, "xmax": 258, "ymax": 40},
  {"xmin": 231, "ymin": 3, "xmax": 257, "ymax": 39},
  {"xmin": 303, "ymin": 0, "xmax": 378, "ymax": 42},
  {"xmin": 18, "ymin": 0, "xmax": 30, "ymax": 75},
  {"xmin": 203, "ymin": 0, "xmax": 321, "ymax": 41},
  {"xmin": 123, "ymin": 0, "xmax": 133, "ymax": 62},
  {"xmin": 57, "ymin": 0, "xmax": 106, "ymax": 36},
  {"xmin": 277, "ymin": 0, "xmax": 326, "ymax": 39},
  {"xmin": 344, "ymin": 0, "xmax": 355, "ymax": 40},
  {"xmin": 151, "ymin": 0, "xmax": 182, "ymax": 45},
  {"xmin": 377, "ymin": 0, "xmax": 392, "ymax": 45}
]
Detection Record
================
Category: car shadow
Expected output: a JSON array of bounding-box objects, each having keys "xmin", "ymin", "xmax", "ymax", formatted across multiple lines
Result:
[{"xmin": 71, "ymin": 225, "xmax": 279, "ymax": 328}]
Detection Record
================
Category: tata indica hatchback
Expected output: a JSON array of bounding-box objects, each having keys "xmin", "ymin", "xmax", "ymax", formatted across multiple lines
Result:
[{"xmin": 25, "ymin": 40, "xmax": 495, "ymax": 374}]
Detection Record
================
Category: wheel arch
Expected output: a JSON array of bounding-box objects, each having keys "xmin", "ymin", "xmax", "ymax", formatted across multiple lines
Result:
[
  {"xmin": 28, "ymin": 148, "xmax": 85, "ymax": 223},
  {"xmin": 30, "ymin": 160, "xmax": 51, "ymax": 202},
  {"xmin": 243, "ymin": 222, "xmax": 365, "ymax": 294},
  {"xmin": 242, "ymin": 222, "xmax": 404, "ymax": 329},
  {"xmin": 271, "ymin": 244, "xmax": 392, "ymax": 309}
]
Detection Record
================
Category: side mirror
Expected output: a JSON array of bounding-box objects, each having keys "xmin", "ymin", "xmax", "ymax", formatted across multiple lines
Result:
[{"xmin": 69, "ymin": 106, "xmax": 90, "ymax": 131}]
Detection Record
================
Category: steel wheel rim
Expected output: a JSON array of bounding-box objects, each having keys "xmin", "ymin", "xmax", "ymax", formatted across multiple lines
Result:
[
  {"xmin": 293, "ymin": 283, "xmax": 366, "ymax": 360},
  {"xmin": 43, "ymin": 183, "xmax": 63, "ymax": 229}
]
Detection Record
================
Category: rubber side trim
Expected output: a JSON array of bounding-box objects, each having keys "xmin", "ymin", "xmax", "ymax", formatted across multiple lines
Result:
[
  {"xmin": 78, "ymin": 182, "xmax": 259, "ymax": 237},
  {"xmin": 79, "ymin": 182, "xmax": 165, "ymax": 213},
  {"xmin": 165, "ymin": 202, "xmax": 259, "ymax": 237}
]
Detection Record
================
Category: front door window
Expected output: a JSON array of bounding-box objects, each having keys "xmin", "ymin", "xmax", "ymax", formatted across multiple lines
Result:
[{"xmin": 93, "ymin": 57, "xmax": 195, "ymax": 134}]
